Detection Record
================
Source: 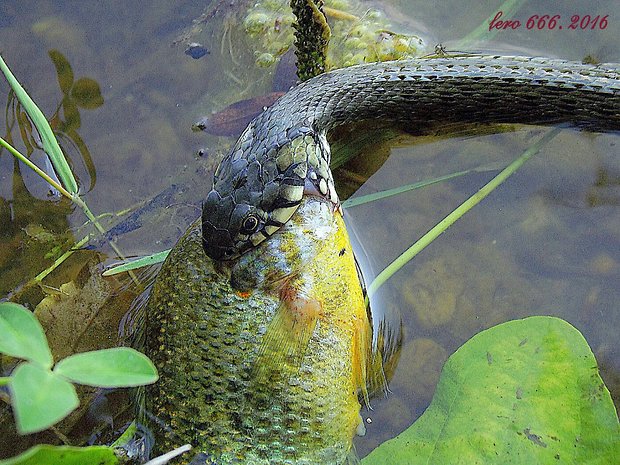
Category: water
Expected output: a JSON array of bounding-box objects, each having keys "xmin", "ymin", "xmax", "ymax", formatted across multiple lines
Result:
[{"xmin": 0, "ymin": 0, "xmax": 618, "ymax": 459}]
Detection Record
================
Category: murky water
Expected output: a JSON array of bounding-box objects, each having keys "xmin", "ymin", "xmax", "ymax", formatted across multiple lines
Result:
[{"xmin": 0, "ymin": 0, "xmax": 618, "ymax": 459}]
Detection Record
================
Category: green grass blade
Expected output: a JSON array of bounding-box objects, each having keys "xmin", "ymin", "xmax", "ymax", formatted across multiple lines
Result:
[
  {"xmin": 34, "ymin": 234, "xmax": 91, "ymax": 282},
  {"xmin": 367, "ymin": 127, "xmax": 561, "ymax": 298},
  {"xmin": 0, "ymin": 137, "xmax": 71, "ymax": 199},
  {"xmin": 343, "ymin": 170, "xmax": 479, "ymax": 209},
  {"xmin": 102, "ymin": 250, "xmax": 170, "ymax": 276},
  {"xmin": 0, "ymin": 54, "xmax": 78, "ymax": 194},
  {"xmin": 110, "ymin": 421, "xmax": 137, "ymax": 448}
]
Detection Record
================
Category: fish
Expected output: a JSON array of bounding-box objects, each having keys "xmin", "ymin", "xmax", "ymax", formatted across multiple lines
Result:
[{"xmin": 143, "ymin": 195, "xmax": 389, "ymax": 464}]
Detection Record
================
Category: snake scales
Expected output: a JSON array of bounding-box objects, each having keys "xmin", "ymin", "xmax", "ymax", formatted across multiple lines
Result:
[{"xmin": 201, "ymin": 55, "xmax": 620, "ymax": 260}]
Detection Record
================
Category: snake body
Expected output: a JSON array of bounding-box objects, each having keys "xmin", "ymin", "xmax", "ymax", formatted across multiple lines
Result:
[{"xmin": 201, "ymin": 55, "xmax": 620, "ymax": 260}]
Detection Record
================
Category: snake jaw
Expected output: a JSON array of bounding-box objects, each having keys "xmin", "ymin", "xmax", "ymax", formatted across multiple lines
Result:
[
  {"xmin": 201, "ymin": 223, "xmax": 236, "ymax": 261},
  {"xmin": 201, "ymin": 187, "xmax": 262, "ymax": 260},
  {"xmin": 202, "ymin": 132, "xmax": 331, "ymax": 261},
  {"xmin": 201, "ymin": 110, "xmax": 333, "ymax": 262},
  {"xmin": 200, "ymin": 115, "xmax": 333, "ymax": 262}
]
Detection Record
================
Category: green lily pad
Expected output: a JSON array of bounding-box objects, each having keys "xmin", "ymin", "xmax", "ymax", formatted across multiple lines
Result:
[
  {"xmin": 54, "ymin": 347, "xmax": 158, "ymax": 387},
  {"xmin": 0, "ymin": 444, "xmax": 117, "ymax": 465},
  {"xmin": 0, "ymin": 302, "xmax": 53, "ymax": 368},
  {"xmin": 9, "ymin": 362, "xmax": 78, "ymax": 434},
  {"xmin": 362, "ymin": 316, "xmax": 620, "ymax": 464}
]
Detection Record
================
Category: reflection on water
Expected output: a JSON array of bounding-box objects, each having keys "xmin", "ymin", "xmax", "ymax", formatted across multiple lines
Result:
[
  {"xmin": 0, "ymin": 0, "xmax": 618, "ymax": 460},
  {"xmin": 344, "ymin": 127, "xmax": 620, "ymax": 454}
]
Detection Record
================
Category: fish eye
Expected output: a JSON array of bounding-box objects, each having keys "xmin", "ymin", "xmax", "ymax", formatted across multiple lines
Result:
[{"xmin": 240, "ymin": 214, "xmax": 260, "ymax": 234}]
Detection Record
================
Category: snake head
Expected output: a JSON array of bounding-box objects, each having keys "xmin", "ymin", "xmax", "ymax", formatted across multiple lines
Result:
[
  {"xmin": 202, "ymin": 176, "xmax": 308, "ymax": 260},
  {"xmin": 201, "ymin": 189, "xmax": 271, "ymax": 260},
  {"xmin": 202, "ymin": 130, "xmax": 332, "ymax": 261}
]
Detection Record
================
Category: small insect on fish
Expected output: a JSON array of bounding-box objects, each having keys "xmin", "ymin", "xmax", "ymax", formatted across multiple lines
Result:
[{"xmin": 142, "ymin": 195, "xmax": 389, "ymax": 464}]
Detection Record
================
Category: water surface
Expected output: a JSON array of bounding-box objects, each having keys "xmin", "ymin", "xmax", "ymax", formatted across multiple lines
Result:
[{"xmin": 0, "ymin": 0, "xmax": 618, "ymax": 459}]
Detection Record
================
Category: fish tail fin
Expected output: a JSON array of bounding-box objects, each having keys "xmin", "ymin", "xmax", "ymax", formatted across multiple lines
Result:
[
  {"xmin": 369, "ymin": 312, "xmax": 404, "ymax": 397},
  {"xmin": 353, "ymin": 300, "xmax": 404, "ymax": 406}
]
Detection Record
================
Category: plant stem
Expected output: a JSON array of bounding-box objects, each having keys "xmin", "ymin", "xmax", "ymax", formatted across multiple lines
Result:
[
  {"xmin": 367, "ymin": 127, "xmax": 561, "ymax": 299},
  {"xmin": 342, "ymin": 169, "xmax": 479, "ymax": 209},
  {"xmin": 0, "ymin": 137, "xmax": 71, "ymax": 199},
  {"xmin": 34, "ymin": 235, "xmax": 91, "ymax": 282},
  {"xmin": 1, "ymin": 56, "xmax": 142, "ymax": 286},
  {"xmin": 0, "ymin": 54, "xmax": 78, "ymax": 193},
  {"xmin": 1, "ymin": 137, "xmax": 140, "ymax": 284},
  {"xmin": 71, "ymin": 194, "xmax": 139, "ymax": 284}
]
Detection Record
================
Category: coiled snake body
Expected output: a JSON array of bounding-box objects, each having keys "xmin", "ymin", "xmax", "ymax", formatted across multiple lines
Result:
[{"xmin": 201, "ymin": 55, "xmax": 620, "ymax": 260}]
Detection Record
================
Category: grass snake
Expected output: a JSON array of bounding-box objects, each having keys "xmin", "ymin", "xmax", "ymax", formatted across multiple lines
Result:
[{"xmin": 201, "ymin": 55, "xmax": 620, "ymax": 260}]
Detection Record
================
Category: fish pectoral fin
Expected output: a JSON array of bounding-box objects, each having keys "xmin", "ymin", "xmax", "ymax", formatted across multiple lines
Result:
[
  {"xmin": 345, "ymin": 443, "xmax": 361, "ymax": 465},
  {"xmin": 253, "ymin": 292, "xmax": 322, "ymax": 378}
]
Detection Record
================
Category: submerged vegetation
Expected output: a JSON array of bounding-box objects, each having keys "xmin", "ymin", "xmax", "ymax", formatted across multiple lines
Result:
[{"xmin": 242, "ymin": 0, "xmax": 425, "ymax": 69}]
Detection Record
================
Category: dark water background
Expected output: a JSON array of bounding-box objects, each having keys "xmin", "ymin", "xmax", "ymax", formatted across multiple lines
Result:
[{"xmin": 0, "ymin": 0, "xmax": 618, "ymax": 459}]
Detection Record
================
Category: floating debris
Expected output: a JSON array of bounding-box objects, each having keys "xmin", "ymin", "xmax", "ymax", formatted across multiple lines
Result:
[{"xmin": 184, "ymin": 42, "xmax": 209, "ymax": 59}]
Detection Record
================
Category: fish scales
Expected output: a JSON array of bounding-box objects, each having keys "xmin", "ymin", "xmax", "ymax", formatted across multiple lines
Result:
[{"xmin": 145, "ymin": 197, "xmax": 372, "ymax": 464}]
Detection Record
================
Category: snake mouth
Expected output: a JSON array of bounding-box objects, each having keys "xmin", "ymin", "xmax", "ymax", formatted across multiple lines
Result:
[
  {"xmin": 208, "ymin": 247, "xmax": 237, "ymax": 261},
  {"xmin": 202, "ymin": 240, "xmax": 237, "ymax": 261},
  {"xmin": 201, "ymin": 216, "xmax": 237, "ymax": 261}
]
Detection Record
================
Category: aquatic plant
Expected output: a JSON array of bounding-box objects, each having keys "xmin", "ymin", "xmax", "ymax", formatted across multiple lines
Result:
[
  {"xmin": 290, "ymin": 0, "xmax": 331, "ymax": 80},
  {"xmin": 362, "ymin": 317, "xmax": 620, "ymax": 463},
  {"xmin": 0, "ymin": 54, "xmax": 139, "ymax": 286},
  {"xmin": 0, "ymin": 56, "xmax": 159, "ymax": 465},
  {"xmin": 2, "ymin": 302, "xmax": 616, "ymax": 464},
  {"xmin": 241, "ymin": 0, "xmax": 425, "ymax": 69}
]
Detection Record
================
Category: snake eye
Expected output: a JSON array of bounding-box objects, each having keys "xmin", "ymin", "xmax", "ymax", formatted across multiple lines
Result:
[{"xmin": 240, "ymin": 214, "xmax": 260, "ymax": 234}]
